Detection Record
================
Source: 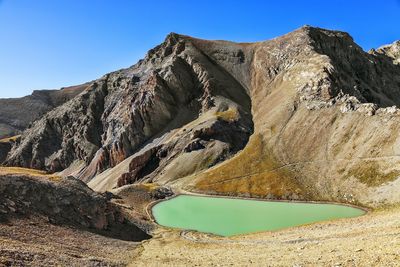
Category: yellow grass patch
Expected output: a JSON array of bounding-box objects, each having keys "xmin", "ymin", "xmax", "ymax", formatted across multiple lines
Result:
[
  {"xmin": 138, "ymin": 183, "xmax": 160, "ymax": 192},
  {"xmin": 0, "ymin": 167, "xmax": 61, "ymax": 181},
  {"xmin": 193, "ymin": 134, "xmax": 303, "ymax": 197},
  {"xmin": 346, "ymin": 162, "xmax": 400, "ymax": 187},
  {"xmin": 215, "ymin": 108, "xmax": 239, "ymax": 123},
  {"xmin": 0, "ymin": 135, "xmax": 21, "ymax": 143}
]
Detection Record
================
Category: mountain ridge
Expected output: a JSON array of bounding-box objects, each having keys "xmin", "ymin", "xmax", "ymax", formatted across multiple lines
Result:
[
  {"xmin": 2, "ymin": 26, "xmax": 400, "ymax": 207},
  {"xmin": 0, "ymin": 84, "xmax": 88, "ymax": 139}
]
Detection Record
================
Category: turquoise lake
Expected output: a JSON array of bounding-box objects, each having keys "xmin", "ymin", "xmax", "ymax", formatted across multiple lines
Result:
[{"xmin": 152, "ymin": 195, "xmax": 366, "ymax": 236}]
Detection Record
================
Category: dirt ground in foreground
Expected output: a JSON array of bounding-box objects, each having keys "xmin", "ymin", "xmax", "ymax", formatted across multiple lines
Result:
[
  {"xmin": 0, "ymin": 206, "xmax": 399, "ymax": 266},
  {"xmin": 131, "ymin": 207, "xmax": 400, "ymax": 267},
  {"xmin": 0, "ymin": 216, "xmax": 139, "ymax": 267}
]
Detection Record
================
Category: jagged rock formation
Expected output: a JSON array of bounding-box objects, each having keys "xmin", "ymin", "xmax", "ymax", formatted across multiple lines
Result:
[
  {"xmin": 0, "ymin": 84, "xmax": 87, "ymax": 139},
  {"xmin": 3, "ymin": 26, "xmax": 400, "ymax": 207}
]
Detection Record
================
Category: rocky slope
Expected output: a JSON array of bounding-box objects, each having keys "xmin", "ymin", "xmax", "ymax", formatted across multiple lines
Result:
[
  {"xmin": 0, "ymin": 84, "xmax": 87, "ymax": 139},
  {"xmin": 0, "ymin": 173, "xmax": 150, "ymax": 241},
  {"xmin": 188, "ymin": 27, "xmax": 400, "ymax": 207},
  {"xmin": 375, "ymin": 40, "xmax": 400, "ymax": 64},
  {"xmin": 3, "ymin": 26, "xmax": 400, "ymax": 207},
  {"xmin": 0, "ymin": 170, "xmax": 154, "ymax": 266},
  {"xmin": 4, "ymin": 33, "xmax": 253, "ymax": 184}
]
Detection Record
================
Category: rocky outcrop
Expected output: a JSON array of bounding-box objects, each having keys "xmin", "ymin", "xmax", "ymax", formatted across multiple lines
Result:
[
  {"xmin": 0, "ymin": 84, "xmax": 87, "ymax": 139},
  {"xmin": 0, "ymin": 174, "xmax": 150, "ymax": 241},
  {"xmin": 375, "ymin": 40, "xmax": 400, "ymax": 65},
  {"xmin": 296, "ymin": 28, "xmax": 400, "ymax": 108}
]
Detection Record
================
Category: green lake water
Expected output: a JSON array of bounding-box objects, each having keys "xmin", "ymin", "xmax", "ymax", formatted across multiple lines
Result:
[{"xmin": 152, "ymin": 195, "xmax": 365, "ymax": 237}]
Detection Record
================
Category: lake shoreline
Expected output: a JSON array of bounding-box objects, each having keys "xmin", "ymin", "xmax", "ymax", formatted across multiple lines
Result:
[{"xmin": 147, "ymin": 191, "xmax": 368, "ymax": 237}]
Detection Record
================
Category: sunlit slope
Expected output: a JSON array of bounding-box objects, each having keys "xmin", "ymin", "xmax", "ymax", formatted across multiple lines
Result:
[{"xmin": 190, "ymin": 27, "xmax": 400, "ymax": 206}]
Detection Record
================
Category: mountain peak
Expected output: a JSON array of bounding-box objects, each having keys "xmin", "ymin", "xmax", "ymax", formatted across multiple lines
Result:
[
  {"xmin": 164, "ymin": 32, "xmax": 184, "ymax": 42},
  {"xmin": 376, "ymin": 40, "xmax": 400, "ymax": 64}
]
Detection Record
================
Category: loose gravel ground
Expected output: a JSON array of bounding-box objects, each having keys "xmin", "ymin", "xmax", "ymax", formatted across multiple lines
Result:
[
  {"xmin": 131, "ymin": 207, "xmax": 400, "ymax": 266},
  {"xmin": 0, "ymin": 216, "xmax": 139, "ymax": 267}
]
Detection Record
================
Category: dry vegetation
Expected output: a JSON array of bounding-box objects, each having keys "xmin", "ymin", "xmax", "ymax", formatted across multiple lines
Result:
[
  {"xmin": 138, "ymin": 183, "xmax": 160, "ymax": 192},
  {"xmin": 0, "ymin": 167, "xmax": 60, "ymax": 181},
  {"xmin": 0, "ymin": 135, "xmax": 20, "ymax": 143},
  {"xmin": 346, "ymin": 161, "xmax": 400, "ymax": 187},
  {"xmin": 215, "ymin": 108, "xmax": 239, "ymax": 123},
  {"xmin": 193, "ymin": 134, "xmax": 304, "ymax": 198}
]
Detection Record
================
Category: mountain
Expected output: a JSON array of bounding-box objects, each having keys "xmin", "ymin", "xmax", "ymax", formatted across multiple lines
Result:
[
  {"xmin": 375, "ymin": 40, "xmax": 400, "ymax": 64},
  {"xmin": 4, "ymin": 33, "xmax": 254, "ymax": 181},
  {"xmin": 3, "ymin": 26, "xmax": 400, "ymax": 207},
  {"xmin": 0, "ymin": 84, "xmax": 87, "ymax": 139}
]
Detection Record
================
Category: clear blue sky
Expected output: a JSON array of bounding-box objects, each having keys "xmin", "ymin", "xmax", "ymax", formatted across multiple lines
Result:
[{"xmin": 1, "ymin": 0, "xmax": 400, "ymax": 98}]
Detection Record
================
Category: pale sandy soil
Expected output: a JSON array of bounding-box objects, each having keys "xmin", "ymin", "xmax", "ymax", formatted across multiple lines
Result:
[
  {"xmin": 0, "ymin": 216, "xmax": 139, "ymax": 267},
  {"xmin": 131, "ymin": 207, "xmax": 400, "ymax": 267}
]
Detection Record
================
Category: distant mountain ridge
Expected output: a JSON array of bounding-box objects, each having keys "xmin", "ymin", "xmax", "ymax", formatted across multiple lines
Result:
[{"xmin": 0, "ymin": 84, "xmax": 87, "ymax": 138}]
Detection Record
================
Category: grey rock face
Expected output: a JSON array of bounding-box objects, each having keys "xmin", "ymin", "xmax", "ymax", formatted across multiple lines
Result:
[{"xmin": 300, "ymin": 28, "xmax": 400, "ymax": 108}]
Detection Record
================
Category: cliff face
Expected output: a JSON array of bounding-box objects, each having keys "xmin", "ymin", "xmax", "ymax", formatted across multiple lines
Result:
[
  {"xmin": 3, "ymin": 26, "xmax": 400, "ymax": 207},
  {"xmin": 0, "ymin": 84, "xmax": 86, "ymax": 139}
]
